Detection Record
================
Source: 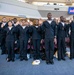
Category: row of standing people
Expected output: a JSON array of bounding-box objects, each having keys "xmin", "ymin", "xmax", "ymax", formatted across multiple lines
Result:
[{"xmin": 0, "ymin": 13, "xmax": 74, "ymax": 65}]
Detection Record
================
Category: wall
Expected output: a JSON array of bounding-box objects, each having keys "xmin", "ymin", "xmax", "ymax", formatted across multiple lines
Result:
[{"xmin": 0, "ymin": 0, "xmax": 73, "ymax": 19}]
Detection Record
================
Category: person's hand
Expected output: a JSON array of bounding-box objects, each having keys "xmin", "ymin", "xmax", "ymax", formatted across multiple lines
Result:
[
  {"xmin": 65, "ymin": 37, "xmax": 70, "ymax": 43},
  {"xmin": 54, "ymin": 38, "xmax": 57, "ymax": 44},
  {"xmin": 69, "ymin": 29, "xmax": 71, "ymax": 35},
  {"xmin": 1, "ymin": 23, "xmax": 4, "ymax": 28},
  {"xmin": 19, "ymin": 21, "xmax": 22, "ymax": 26},
  {"xmin": 15, "ymin": 41, "xmax": 17, "ymax": 44},
  {"xmin": 16, "ymin": 21, "xmax": 19, "ymax": 25},
  {"xmin": 41, "ymin": 39, "xmax": 44, "ymax": 44},
  {"xmin": 39, "ymin": 19, "xmax": 43, "ymax": 26},
  {"xmin": 29, "ymin": 21, "xmax": 33, "ymax": 26},
  {"xmin": 28, "ymin": 39, "xmax": 30, "ymax": 43}
]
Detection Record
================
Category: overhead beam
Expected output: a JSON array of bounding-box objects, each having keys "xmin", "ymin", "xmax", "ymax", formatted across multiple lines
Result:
[{"xmin": 25, "ymin": 0, "xmax": 74, "ymax": 3}]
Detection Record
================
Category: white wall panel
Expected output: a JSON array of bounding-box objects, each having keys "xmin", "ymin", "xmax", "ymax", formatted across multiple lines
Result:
[{"xmin": 0, "ymin": 0, "xmax": 41, "ymax": 18}]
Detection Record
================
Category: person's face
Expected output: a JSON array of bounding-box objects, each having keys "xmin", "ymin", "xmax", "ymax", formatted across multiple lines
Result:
[
  {"xmin": 8, "ymin": 22, "xmax": 12, "ymax": 27},
  {"xmin": 25, "ymin": 22, "xmax": 29, "ymax": 26},
  {"xmin": 38, "ymin": 20, "xmax": 43, "ymax": 25},
  {"xmin": 73, "ymin": 16, "xmax": 74, "ymax": 20},
  {"xmin": 63, "ymin": 18, "xmax": 66, "ymax": 22},
  {"xmin": 2, "ymin": 18, "xmax": 7, "ymax": 23},
  {"xmin": 35, "ymin": 20, "xmax": 39, "ymax": 25},
  {"xmin": 60, "ymin": 16, "xmax": 64, "ymax": 22},
  {"xmin": 21, "ymin": 20, "xmax": 25, "ymax": 26},
  {"xmin": 13, "ymin": 19, "xmax": 17, "ymax": 23},
  {"xmin": 47, "ymin": 13, "xmax": 52, "ymax": 20}
]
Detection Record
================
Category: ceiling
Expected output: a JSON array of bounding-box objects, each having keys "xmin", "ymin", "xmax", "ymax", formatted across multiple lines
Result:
[
  {"xmin": 25, "ymin": 0, "xmax": 73, "ymax": 3},
  {"xmin": 18, "ymin": 0, "xmax": 74, "ymax": 6},
  {"xmin": 39, "ymin": 10, "xmax": 70, "ymax": 18}
]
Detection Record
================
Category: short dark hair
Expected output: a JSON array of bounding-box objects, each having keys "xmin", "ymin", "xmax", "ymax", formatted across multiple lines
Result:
[
  {"xmin": 13, "ymin": 18, "xmax": 17, "ymax": 20},
  {"xmin": 73, "ymin": 15, "xmax": 74, "ymax": 18},
  {"xmin": 47, "ymin": 12, "xmax": 51, "ymax": 16},
  {"xmin": 20, "ymin": 19, "xmax": 26, "ymax": 22},
  {"xmin": 47, "ymin": 12, "xmax": 51, "ymax": 15},
  {"xmin": 8, "ymin": 20, "xmax": 12, "ymax": 23},
  {"xmin": 2, "ymin": 17, "xmax": 6, "ymax": 19},
  {"xmin": 60, "ymin": 16, "xmax": 63, "ymax": 18}
]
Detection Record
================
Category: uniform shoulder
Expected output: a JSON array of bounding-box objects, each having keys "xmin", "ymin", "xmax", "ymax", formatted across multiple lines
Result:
[
  {"xmin": 43, "ymin": 21, "xmax": 47, "ymax": 23},
  {"xmin": 58, "ymin": 22, "xmax": 61, "ymax": 25}
]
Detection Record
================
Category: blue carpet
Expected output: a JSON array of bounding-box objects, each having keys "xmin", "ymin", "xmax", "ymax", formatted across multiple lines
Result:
[{"xmin": 0, "ymin": 54, "xmax": 74, "ymax": 75}]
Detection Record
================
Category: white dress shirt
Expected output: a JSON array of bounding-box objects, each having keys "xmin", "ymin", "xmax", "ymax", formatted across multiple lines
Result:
[
  {"xmin": 8, "ymin": 26, "xmax": 12, "ymax": 30},
  {"xmin": 61, "ymin": 22, "xmax": 65, "ymax": 26},
  {"xmin": 47, "ymin": 20, "xmax": 52, "ymax": 24},
  {"xmin": 22, "ymin": 26, "xmax": 26, "ymax": 29}
]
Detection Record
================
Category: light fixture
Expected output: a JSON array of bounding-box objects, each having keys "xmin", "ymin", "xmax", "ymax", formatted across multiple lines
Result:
[{"xmin": 18, "ymin": 0, "xmax": 25, "ymax": 2}]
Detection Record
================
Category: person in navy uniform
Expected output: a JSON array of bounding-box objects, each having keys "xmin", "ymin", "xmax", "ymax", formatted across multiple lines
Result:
[
  {"xmin": 0, "ymin": 17, "xmax": 8, "ymax": 54},
  {"xmin": 1, "ymin": 20, "xmax": 17, "ymax": 62},
  {"xmin": 40, "ymin": 13, "xmax": 57, "ymax": 64},
  {"xmin": 57, "ymin": 16, "xmax": 68, "ymax": 61},
  {"xmin": 17, "ymin": 19, "xmax": 30, "ymax": 61},
  {"xmin": 29, "ymin": 20, "xmax": 43, "ymax": 60},
  {"xmin": 12, "ymin": 18, "xmax": 17, "ymax": 26},
  {"xmin": 12, "ymin": 18, "xmax": 20, "ymax": 54},
  {"xmin": 69, "ymin": 16, "xmax": 74, "ymax": 60}
]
